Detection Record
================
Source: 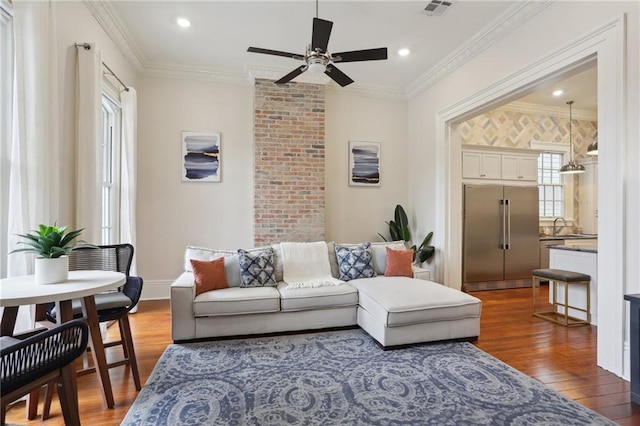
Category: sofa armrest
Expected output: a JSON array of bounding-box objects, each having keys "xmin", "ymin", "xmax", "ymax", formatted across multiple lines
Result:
[
  {"xmin": 171, "ymin": 272, "xmax": 196, "ymax": 341},
  {"xmin": 412, "ymin": 266, "xmax": 431, "ymax": 281}
]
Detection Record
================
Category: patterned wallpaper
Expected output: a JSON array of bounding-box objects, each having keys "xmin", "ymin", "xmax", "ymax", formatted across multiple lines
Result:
[
  {"xmin": 459, "ymin": 109, "xmax": 597, "ymax": 159},
  {"xmin": 460, "ymin": 108, "xmax": 598, "ymax": 232}
]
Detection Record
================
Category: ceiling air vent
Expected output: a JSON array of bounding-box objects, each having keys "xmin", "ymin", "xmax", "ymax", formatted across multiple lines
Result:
[{"xmin": 423, "ymin": 0, "xmax": 453, "ymax": 17}]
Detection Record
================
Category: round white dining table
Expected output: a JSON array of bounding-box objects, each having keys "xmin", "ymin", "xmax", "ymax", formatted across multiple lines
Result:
[
  {"xmin": 0, "ymin": 270, "xmax": 126, "ymax": 411},
  {"xmin": 1, "ymin": 270, "xmax": 125, "ymax": 308}
]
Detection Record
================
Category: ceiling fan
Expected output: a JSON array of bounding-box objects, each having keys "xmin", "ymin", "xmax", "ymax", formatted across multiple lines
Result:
[{"xmin": 247, "ymin": 3, "xmax": 388, "ymax": 87}]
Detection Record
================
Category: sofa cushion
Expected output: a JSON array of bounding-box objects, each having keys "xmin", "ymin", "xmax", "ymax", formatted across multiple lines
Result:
[
  {"xmin": 350, "ymin": 277, "xmax": 481, "ymax": 327},
  {"xmin": 238, "ymin": 248, "xmax": 276, "ymax": 288},
  {"xmin": 191, "ymin": 258, "xmax": 229, "ymax": 296},
  {"xmin": 185, "ymin": 246, "xmax": 272, "ymax": 288},
  {"xmin": 335, "ymin": 242, "xmax": 377, "ymax": 281},
  {"xmin": 339, "ymin": 241, "xmax": 405, "ymax": 275},
  {"xmin": 277, "ymin": 282, "xmax": 358, "ymax": 311},
  {"xmin": 384, "ymin": 247, "xmax": 414, "ymax": 277},
  {"xmin": 193, "ymin": 286, "xmax": 280, "ymax": 317},
  {"xmin": 325, "ymin": 242, "xmax": 340, "ymax": 278},
  {"xmin": 184, "ymin": 246, "xmax": 233, "ymax": 272}
]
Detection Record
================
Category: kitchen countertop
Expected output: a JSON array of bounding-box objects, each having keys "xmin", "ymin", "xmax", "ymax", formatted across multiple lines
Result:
[
  {"xmin": 539, "ymin": 234, "xmax": 598, "ymax": 241},
  {"xmin": 549, "ymin": 244, "xmax": 597, "ymax": 253}
]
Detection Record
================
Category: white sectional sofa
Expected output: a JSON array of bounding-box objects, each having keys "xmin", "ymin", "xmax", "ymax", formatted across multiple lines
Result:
[{"xmin": 171, "ymin": 242, "xmax": 482, "ymax": 348}]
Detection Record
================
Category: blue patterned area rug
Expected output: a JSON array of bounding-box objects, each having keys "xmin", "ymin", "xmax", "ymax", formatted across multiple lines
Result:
[{"xmin": 122, "ymin": 329, "xmax": 614, "ymax": 425}]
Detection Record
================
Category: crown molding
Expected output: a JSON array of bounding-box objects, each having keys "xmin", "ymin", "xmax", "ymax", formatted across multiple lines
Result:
[
  {"xmin": 405, "ymin": 0, "xmax": 554, "ymax": 99},
  {"xmin": 498, "ymin": 101, "xmax": 597, "ymax": 121},
  {"xmin": 141, "ymin": 63, "xmax": 250, "ymax": 86},
  {"xmin": 246, "ymin": 64, "xmax": 406, "ymax": 99},
  {"xmin": 82, "ymin": 0, "xmax": 145, "ymax": 72},
  {"xmin": 87, "ymin": 0, "xmax": 550, "ymax": 102}
]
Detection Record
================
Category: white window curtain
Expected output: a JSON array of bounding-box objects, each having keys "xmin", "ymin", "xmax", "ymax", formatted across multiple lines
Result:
[
  {"xmin": 1, "ymin": 1, "xmax": 14, "ymax": 279},
  {"xmin": 120, "ymin": 88, "xmax": 137, "ymax": 275},
  {"xmin": 75, "ymin": 43, "xmax": 103, "ymax": 245},
  {"xmin": 6, "ymin": 0, "xmax": 59, "ymax": 331},
  {"xmin": 8, "ymin": 0, "xmax": 60, "ymax": 273}
]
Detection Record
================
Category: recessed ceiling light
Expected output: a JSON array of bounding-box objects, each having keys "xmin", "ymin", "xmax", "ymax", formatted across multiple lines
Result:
[
  {"xmin": 176, "ymin": 17, "xmax": 191, "ymax": 28},
  {"xmin": 552, "ymin": 89, "xmax": 564, "ymax": 97},
  {"xmin": 398, "ymin": 48, "xmax": 410, "ymax": 57}
]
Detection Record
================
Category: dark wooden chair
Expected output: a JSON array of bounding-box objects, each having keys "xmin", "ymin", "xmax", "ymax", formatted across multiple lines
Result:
[
  {"xmin": 42, "ymin": 244, "xmax": 143, "ymax": 417},
  {"xmin": 1, "ymin": 320, "xmax": 88, "ymax": 426}
]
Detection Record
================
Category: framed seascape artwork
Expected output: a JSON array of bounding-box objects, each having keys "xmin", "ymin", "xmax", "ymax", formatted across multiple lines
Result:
[
  {"xmin": 349, "ymin": 140, "xmax": 380, "ymax": 187},
  {"xmin": 181, "ymin": 132, "xmax": 221, "ymax": 182}
]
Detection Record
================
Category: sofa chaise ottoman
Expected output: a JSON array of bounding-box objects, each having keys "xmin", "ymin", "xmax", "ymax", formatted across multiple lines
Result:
[
  {"xmin": 350, "ymin": 277, "xmax": 482, "ymax": 347},
  {"xmin": 171, "ymin": 241, "xmax": 482, "ymax": 348}
]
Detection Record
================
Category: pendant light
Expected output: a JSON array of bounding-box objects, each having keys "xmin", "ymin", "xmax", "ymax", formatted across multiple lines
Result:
[
  {"xmin": 586, "ymin": 139, "xmax": 598, "ymax": 156},
  {"xmin": 559, "ymin": 100, "xmax": 586, "ymax": 174}
]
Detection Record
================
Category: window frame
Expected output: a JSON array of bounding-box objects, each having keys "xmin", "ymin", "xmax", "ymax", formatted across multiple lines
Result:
[
  {"xmin": 101, "ymin": 93, "xmax": 122, "ymax": 245},
  {"xmin": 531, "ymin": 140, "xmax": 575, "ymax": 226}
]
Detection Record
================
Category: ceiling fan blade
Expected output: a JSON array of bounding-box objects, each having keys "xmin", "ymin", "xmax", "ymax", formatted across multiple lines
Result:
[
  {"xmin": 324, "ymin": 64, "xmax": 354, "ymax": 87},
  {"xmin": 311, "ymin": 18, "xmax": 333, "ymax": 52},
  {"xmin": 247, "ymin": 47, "xmax": 305, "ymax": 61},
  {"xmin": 332, "ymin": 47, "xmax": 388, "ymax": 63},
  {"xmin": 275, "ymin": 65, "xmax": 307, "ymax": 84}
]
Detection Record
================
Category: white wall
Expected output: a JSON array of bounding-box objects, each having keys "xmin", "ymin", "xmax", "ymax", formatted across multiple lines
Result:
[
  {"xmin": 136, "ymin": 83, "xmax": 411, "ymax": 297},
  {"xmin": 136, "ymin": 77, "xmax": 254, "ymax": 297},
  {"xmin": 54, "ymin": 1, "xmax": 138, "ymax": 226},
  {"xmin": 325, "ymin": 91, "xmax": 408, "ymax": 245},
  {"xmin": 408, "ymin": 1, "xmax": 639, "ymax": 377}
]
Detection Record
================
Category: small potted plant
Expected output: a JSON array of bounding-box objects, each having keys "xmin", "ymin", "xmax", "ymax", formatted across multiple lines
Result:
[{"xmin": 10, "ymin": 224, "xmax": 91, "ymax": 284}]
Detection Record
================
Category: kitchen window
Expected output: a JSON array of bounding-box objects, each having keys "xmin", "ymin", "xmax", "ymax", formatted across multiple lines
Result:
[
  {"xmin": 531, "ymin": 140, "xmax": 574, "ymax": 223},
  {"xmin": 538, "ymin": 152, "xmax": 564, "ymax": 217}
]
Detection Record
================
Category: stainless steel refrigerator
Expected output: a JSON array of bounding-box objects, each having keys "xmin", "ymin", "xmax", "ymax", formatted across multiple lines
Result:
[{"xmin": 463, "ymin": 184, "xmax": 540, "ymax": 283}]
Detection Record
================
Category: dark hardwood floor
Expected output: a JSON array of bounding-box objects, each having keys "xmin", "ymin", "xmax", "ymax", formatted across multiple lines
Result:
[{"xmin": 5, "ymin": 287, "xmax": 640, "ymax": 425}]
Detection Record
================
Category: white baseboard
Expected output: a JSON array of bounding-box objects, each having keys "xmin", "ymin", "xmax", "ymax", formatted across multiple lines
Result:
[
  {"xmin": 623, "ymin": 339, "xmax": 631, "ymax": 381},
  {"xmin": 140, "ymin": 279, "xmax": 172, "ymax": 300}
]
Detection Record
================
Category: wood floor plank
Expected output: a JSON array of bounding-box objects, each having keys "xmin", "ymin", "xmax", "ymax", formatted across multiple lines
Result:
[{"xmin": 4, "ymin": 287, "xmax": 638, "ymax": 425}]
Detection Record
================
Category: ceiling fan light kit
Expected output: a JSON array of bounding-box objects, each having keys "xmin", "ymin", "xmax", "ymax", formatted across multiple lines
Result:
[{"xmin": 247, "ymin": 1, "xmax": 388, "ymax": 87}]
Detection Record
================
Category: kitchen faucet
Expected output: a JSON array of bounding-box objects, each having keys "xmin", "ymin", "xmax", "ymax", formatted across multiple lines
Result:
[{"xmin": 553, "ymin": 217, "xmax": 567, "ymax": 236}]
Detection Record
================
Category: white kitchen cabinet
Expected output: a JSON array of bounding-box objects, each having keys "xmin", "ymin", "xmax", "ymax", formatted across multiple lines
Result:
[
  {"xmin": 578, "ymin": 158, "xmax": 598, "ymax": 234},
  {"xmin": 462, "ymin": 152, "xmax": 501, "ymax": 179},
  {"xmin": 549, "ymin": 246, "xmax": 598, "ymax": 325},
  {"xmin": 501, "ymin": 154, "xmax": 538, "ymax": 181}
]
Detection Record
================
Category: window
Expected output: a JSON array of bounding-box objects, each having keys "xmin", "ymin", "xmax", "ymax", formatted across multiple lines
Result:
[
  {"xmin": 538, "ymin": 152, "xmax": 564, "ymax": 217},
  {"xmin": 531, "ymin": 140, "xmax": 574, "ymax": 222},
  {"xmin": 101, "ymin": 94, "xmax": 121, "ymax": 245}
]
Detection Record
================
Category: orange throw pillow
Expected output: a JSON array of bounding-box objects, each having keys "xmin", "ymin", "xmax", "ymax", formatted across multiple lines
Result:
[
  {"xmin": 190, "ymin": 257, "xmax": 229, "ymax": 296},
  {"xmin": 384, "ymin": 247, "xmax": 414, "ymax": 277}
]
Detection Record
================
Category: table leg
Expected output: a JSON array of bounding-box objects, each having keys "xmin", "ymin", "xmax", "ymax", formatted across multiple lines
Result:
[
  {"xmin": 81, "ymin": 295, "xmax": 114, "ymax": 408},
  {"xmin": 0, "ymin": 306, "xmax": 18, "ymax": 336}
]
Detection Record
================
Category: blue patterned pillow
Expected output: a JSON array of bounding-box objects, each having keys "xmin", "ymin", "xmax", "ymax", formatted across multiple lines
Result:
[
  {"xmin": 238, "ymin": 248, "xmax": 276, "ymax": 287},
  {"xmin": 335, "ymin": 242, "xmax": 377, "ymax": 281}
]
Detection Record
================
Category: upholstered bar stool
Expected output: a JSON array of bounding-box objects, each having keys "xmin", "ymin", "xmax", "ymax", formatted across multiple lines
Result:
[{"xmin": 532, "ymin": 268, "xmax": 591, "ymax": 327}]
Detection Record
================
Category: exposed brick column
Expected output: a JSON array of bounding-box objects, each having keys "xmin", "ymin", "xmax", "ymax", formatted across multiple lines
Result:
[{"xmin": 253, "ymin": 79, "xmax": 325, "ymax": 245}]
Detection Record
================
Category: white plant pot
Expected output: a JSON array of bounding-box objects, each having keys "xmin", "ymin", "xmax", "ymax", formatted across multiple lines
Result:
[{"xmin": 35, "ymin": 256, "xmax": 69, "ymax": 284}]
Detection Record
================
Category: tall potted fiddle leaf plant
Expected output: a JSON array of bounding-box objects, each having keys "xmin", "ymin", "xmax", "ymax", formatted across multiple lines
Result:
[
  {"xmin": 378, "ymin": 204, "xmax": 435, "ymax": 264},
  {"xmin": 11, "ymin": 224, "xmax": 88, "ymax": 284}
]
